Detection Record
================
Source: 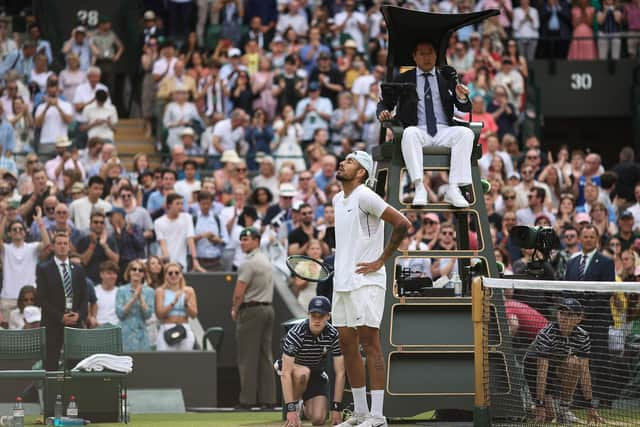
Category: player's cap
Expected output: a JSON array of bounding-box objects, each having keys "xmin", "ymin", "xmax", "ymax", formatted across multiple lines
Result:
[
  {"xmin": 75, "ymin": 26, "xmax": 87, "ymax": 33},
  {"xmin": 308, "ymin": 296, "xmax": 331, "ymax": 314},
  {"xmin": 239, "ymin": 227, "xmax": 260, "ymax": 239},
  {"xmin": 318, "ymin": 51, "xmax": 331, "ymax": 60},
  {"xmin": 343, "ymin": 39, "xmax": 358, "ymax": 49},
  {"xmin": 143, "ymin": 10, "xmax": 156, "ymax": 20},
  {"xmin": 423, "ymin": 213, "xmax": 440, "ymax": 224},
  {"xmin": 228, "ymin": 47, "xmax": 242, "ymax": 58},
  {"xmin": 23, "ymin": 305, "xmax": 41, "ymax": 323},
  {"xmin": 346, "ymin": 151, "xmax": 373, "ymax": 179},
  {"xmin": 558, "ymin": 298, "xmax": 583, "ymax": 314},
  {"xmin": 507, "ymin": 172, "xmax": 520, "ymax": 181},
  {"xmin": 220, "ymin": 150, "xmax": 241, "ymax": 164},
  {"xmin": 574, "ymin": 212, "xmax": 591, "ymax": 224},
  {"xmin": 71, "ymin": 182, "xmax": 85, "ymax": 193},
  {"xmin": 620, "ymin": 210, "xmax": 634, "ymax": 220},
  {"xmin": 279, "ymin": 183, "xmax": 296, "ymax": 198}
]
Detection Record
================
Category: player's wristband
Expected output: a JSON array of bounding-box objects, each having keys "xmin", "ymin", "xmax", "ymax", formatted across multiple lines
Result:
[
  {"xmin": 286, "ymin": 402, "xmax": 297, "ymax": 413},
  {"xmin": 535, "ymin": 399, "xmax": 545, "ymax": 407},
  {"xmin": 331, "ymin": 401, "xmax": 342, "ymax": 411}
]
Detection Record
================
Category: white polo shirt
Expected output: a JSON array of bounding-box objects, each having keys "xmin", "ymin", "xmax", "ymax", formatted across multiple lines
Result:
[
  {"xmin": 154, "ymin": 212, "xmax": 195, "ymax": 270},
  {"xmin": 333, "ymin": 185, "xmax": 388, "ymax": 292},
  {"xmin": 95, "ymin": 285, "xmax": 119, "ymax": 325}
]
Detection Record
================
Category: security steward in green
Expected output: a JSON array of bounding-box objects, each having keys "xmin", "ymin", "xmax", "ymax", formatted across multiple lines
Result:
[{"xmin": 231, "ymin": 227, "xmax": 276, "ymax": 408}]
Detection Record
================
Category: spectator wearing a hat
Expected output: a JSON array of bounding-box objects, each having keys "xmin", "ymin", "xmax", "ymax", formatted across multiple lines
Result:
[
  {"xmin": 0, "ymin": 207, "xmax": 50, "ymax": 323},
  {"xmin": 278, "ymin": 296, "xmax": 345, "ymax": 426},
  {"xmin": 34, "ymin": 75, "xmax": 74, "ymax": 155},
  {"xmin": 264, "ymin": 182, "xmax": 296, "ymax": 226},
  {"xmin": 613, "ymin": 210, "xmax": 640, "ymax": 251},
  {"xmin": 44, "ymin": 136, "xmax": 85, "ymax": 191},
  {"xmin": 80, "ymin": 89, "xmax": 118, "ymax": 144},
  {"xmin": 108, "ymin": 207, "xmax": 145, "ymax": 275},
  {"xmin": 295, "ymin": 81, "xmax": 333, "ymax": 144},
  {"xmin": 231, "ymin": 226, "xmax": 276, "ymax": 408},
  {"xmin": 91, "ymin": 15, "xmax": 124, "ymax": 100},
  {"xmin": 220, "ymin": 47, "xmax": 248, "ymax": 90},
  {"xmin": 0, "ymin": 40, "xmax": 36, "ymax": 84},
  {"xmin": 178, "ymin": 127, "xmax": 204, "ymax": 162},
  {"xmin": 62, "ymin": 26, "xmax": 93, "ymax": 72},
  {"xmin": 523, "ymin": 298, "xmax": 603, "ymax": 424},
  {"xmin": 564, "ymin": 224, "xmax": 615, "ymax": 406},
  {"xmin": 309, "ymin": 50, "xmax": 344, "ymax": 107},
  {"xmin": 141, "ymin": 10, "xmax": 163, "ymax": 46}
]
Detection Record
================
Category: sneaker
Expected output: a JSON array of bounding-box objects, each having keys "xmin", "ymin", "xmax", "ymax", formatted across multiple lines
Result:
[
  {"xmin": 444, "ymin": 186, "xmax": 469, "ymax": 208},
  {"xmin": 335, "ymin": 413, "xmax": 368, "ymax": 427},
  {"xmin": 557, "ymin": 406, "xmax": 582, "ymax": 424},
  {"xmin": 355, "ymin": 415, "xmax": 388, "ymax": 427},
  {"xmin": 412, "ymin": 185, "xmax": 428, "ymax": 206}
]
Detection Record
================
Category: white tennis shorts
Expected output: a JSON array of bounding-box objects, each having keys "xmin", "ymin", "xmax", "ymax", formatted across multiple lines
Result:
[{"xmin": 332, "ymin": 285, "xmax": 386, "ymax": 328}]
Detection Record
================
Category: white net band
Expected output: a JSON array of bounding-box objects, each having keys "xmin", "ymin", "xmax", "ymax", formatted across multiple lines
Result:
[{"xmin": 483, "ymin": 277, "xmax": 640, "ymax": 293}]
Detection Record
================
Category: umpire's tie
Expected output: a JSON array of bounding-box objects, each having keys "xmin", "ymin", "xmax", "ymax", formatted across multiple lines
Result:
[
  {"xmin": 577, "ymin": 254, "xmax": 587, "ymax": 281},
  {"xmin": 422, "ymin": 72, "xmax": 437, "ymax": 137},
  {"xmin": 61, "ymin": 262, "xmax": 73, "ymax": 298}
]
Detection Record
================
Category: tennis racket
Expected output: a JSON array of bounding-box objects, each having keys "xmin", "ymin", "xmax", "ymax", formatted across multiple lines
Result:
[{"xmin": 286, "ymin": 255, "xmax": 333, "ymax": 282}]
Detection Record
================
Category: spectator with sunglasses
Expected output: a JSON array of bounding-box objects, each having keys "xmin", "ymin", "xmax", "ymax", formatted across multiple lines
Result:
[
  {"xmin": 0, "ymin": 207, "xmax": 49, "ymax": 323},
  {"xmin": 117, "ymin": 260, "xmax": 156, "ymax": 351},
  {"xmin": 155, "ymin": 262, "xmax": 198, "ymax": 351}
]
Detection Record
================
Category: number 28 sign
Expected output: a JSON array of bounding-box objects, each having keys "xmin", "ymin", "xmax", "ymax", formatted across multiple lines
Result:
[{"xmin": 76, "ymin": 10, "xmax": 100, "ymax": 28}]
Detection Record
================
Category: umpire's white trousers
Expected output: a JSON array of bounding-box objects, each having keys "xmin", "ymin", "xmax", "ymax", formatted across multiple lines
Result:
[{"xmin": 402, "ymin": 125, "xmax": 474, "ymax": 186}]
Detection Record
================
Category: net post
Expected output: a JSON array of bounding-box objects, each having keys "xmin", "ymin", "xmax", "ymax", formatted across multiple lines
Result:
[{"xmin": 472, "ymin": 277, "xmax": 491, "ymax": 427}]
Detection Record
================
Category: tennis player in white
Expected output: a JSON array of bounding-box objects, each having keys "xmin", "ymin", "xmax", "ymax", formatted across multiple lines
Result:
[{"xmin": 333, "ymin": 151, "xmax": 410, "ymax": 427}]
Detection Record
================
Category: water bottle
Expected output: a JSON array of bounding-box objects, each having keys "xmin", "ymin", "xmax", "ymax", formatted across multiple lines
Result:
[
  {"xmin": 119, "ymin": 392, "xmax": 129, "ymax": 423},
  {"xmin": 54, "ymin": 394, "xmax": 64, "ymax": 421},
  {"xmin": 13, "ymin": 396, "xmax": 24, "ymax": 427},
  {"xmin": 66, "ymin": 396, "xmax": 78, "ymax": 418},
  {"xmin": 450, "ymin": 272, "xmax": 463, "ymax": 297}
]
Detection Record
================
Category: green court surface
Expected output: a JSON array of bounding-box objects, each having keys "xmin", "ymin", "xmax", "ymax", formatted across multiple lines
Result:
[{"xmin": 21, "ymin": 412, "xmax": 437, "ymax": 426}]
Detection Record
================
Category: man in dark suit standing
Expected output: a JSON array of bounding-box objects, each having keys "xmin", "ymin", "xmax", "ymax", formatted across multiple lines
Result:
[
  {"xmin": 37, "ymin": 232, "xmax": 88, "ymax": 371},
  {"xmin": 564, "ymin": 224, "xmax": 615, "ymax": 405},
  {"xmin": 377, "ymin": 41, "xmax": 474, "ymax": 207}
]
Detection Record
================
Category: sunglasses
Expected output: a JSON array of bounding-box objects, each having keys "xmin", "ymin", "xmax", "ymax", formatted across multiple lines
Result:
[
  {"xmin": 130, "ymin": 267, "xmax": 145, "ymax": 273},
  {"xmin": 299, "ymin": 177, "xmax": 311, "ymax": 181},
  {"xmin": 422, "ymin": 220, "xmax": 437, "ymax": 225},
  {"xmin": 441, "ymin": 231, "xmax": 454, "ymax": 236},
  {"xmin": 503, "ymin": 195, "xmax": 516, "ymax": 200},
  {"xmin": 27, "ymin": 159, "xmax": 36, "ymax": 164},
  {"xmin": 236, "ymin": 168, "xmax": 247, "ymax": 172},
  {"xmin": 45, "ymin": 206, "xmax": 55, "ymax": 211},
  {"xmin": 11, "ymin": 227, "xmax": 24, "ymax": 232},
  {"xmin": 167, "ymin": 271, "xmax": 180, "ymax": 276},
  {"xmin": 92, "ymin": 220, "xmax": 105, "ymax": 225},
  {"xmin": 526, "ymin": 155, "xmax": 539, "ymax": 160}
]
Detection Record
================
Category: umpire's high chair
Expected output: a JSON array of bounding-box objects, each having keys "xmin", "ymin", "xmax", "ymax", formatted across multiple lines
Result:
[{"xmin": 363, "ymin": 5, "xmax": 521, "ymax": 422}]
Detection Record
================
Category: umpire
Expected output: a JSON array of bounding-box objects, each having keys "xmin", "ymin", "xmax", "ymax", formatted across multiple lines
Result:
[{"xmin": 231, "ymin": 227, "xmax": 276, "ymax": 408}]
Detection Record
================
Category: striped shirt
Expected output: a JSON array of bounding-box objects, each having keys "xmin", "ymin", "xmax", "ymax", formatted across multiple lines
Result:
[
  {"xmin": 282, "ymin": 319, "xmax": 342, "ymax": 369},
  {"xmin": 530, "ymin": 322, "xmax": 591, "ymax": 361}
]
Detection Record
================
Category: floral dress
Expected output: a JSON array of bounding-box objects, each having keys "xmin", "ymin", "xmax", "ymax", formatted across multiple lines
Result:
[{"xmin": 116, "ymin": 283, "xmax": 155, "ymax": 352}]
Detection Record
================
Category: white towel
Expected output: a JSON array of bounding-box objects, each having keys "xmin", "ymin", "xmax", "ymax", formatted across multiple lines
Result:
[{"xmin": 72, "ymin": 354, "xmax": 133, "ymax": 374}]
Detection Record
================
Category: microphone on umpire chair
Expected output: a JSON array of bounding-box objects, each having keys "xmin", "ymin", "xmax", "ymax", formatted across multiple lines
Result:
[{"xmin": 440, "ymin": 64, "xmax": 472, "ymax": 122}]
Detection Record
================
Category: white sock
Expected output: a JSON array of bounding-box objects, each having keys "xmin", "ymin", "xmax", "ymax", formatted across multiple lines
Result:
[
  {"xmin": 370, "ymin": 389, "xmax": 384, "ymax": 417},
  {"xmin": 413, "ymin": 179, "xmax": 424, "ymax": 190},
  {"xmin": 352, "ymin": 386, "xmax": 369, "ymax": 415}
]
